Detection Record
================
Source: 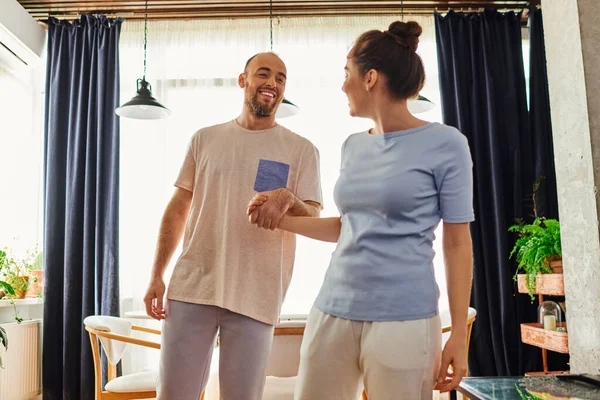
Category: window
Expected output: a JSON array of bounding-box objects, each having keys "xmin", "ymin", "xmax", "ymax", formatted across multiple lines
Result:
[
  {"xmin": 118, "ymin": 16, "xmax": 449, "ymax": 318},
  {"xmin": 0, "ymin": 63, "xmax": 45, "ymax": 257}
]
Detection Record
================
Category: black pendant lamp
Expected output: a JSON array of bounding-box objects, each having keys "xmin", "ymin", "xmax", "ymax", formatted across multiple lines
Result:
[
  {"xmin": 268, "ymin": 0, "xmax": 299, "ymax": 119},
  {"xmin": 116, "ymin": 0, "xmax": 170, "ymax": 120}
]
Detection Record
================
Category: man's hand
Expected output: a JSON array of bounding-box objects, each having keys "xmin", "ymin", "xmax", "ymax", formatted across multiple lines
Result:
[
  {"xmin": 247, "ymin": 188, "xmax": 294, "ymax": 230},
  {"xmin": 143, "ymin": 278, "xmax": 166, "ymax": 320},
  {"xmin": 435, "ymin": 333, "xmax": 468, "ymax": 392}
]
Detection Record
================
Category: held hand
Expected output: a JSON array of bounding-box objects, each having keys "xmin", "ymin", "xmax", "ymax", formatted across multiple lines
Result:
[
  {"xmin": 435, "ymin": 333, "xmax": 468, "ymax": 393},
  {"xmin": 246, "ymin": 193, "xmax": 269, "ymax": 215},
  {"xmin": 143, "ymin": 278, "xmax": 166, "ymax": 320},
  {"xmin": 247, "ymin": 189, "xmax": 293, "ymax": 230}
]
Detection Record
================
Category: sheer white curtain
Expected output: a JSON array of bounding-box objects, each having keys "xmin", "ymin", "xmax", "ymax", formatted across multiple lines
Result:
[
  {"xmin": 119, "ymin": 15, "xmax": 446, "ymax": 372},
  {"xmin": 0, "ymin": 64, "xmax": 44, "ymax": 257}
]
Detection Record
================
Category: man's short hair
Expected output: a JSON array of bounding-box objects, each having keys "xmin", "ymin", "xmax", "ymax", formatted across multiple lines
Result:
[{"xmin": 244, "ymin": 52, "xmax": 282, "ymax": 73}]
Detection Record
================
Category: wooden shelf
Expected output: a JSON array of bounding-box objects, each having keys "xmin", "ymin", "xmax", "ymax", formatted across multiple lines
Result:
[
  {"xmin": 521, "ymin": 322, "xmax": 569, "ymax": 354},
  {"xmin": 517, "ymin": 273, "xmax": 565, "ymax": 296}
]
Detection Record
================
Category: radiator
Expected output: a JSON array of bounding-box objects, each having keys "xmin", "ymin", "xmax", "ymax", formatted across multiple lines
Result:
[{"xmin": 0, "ymin": 320, "xmax": 42, "ymax": 400}]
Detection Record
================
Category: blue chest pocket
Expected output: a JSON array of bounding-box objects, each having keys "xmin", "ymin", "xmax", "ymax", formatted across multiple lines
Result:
[{"xmin": 254, "ymin": 159, "xmax": 290, "ymax": 192}]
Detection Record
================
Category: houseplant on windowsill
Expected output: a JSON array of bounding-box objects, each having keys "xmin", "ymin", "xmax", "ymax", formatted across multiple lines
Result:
[
  {"xmin": 0, "ymin": 248, "xmax": 32, "ymax": 300},
  {"xmin": 6, "ymin": 262, "xmax": 30, "ymax": 300},
  {"xmin": 0, "ymin": 250, "xmax": 15, "ymax": 369},
  {"xmin": 25, "ymin": 249, "xmax": 42, "ymax": 298},
  {"xmin": 509, "ymin": 217, "xmax": 562, "ymax": 301},
  {"xmin": 0, "ymin": 250, "xmax": 16, "ymax": 300}
]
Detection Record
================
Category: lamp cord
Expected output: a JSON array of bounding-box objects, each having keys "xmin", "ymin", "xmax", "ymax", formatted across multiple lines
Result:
[
  {"xmin": 143, "ymin": 0, "xmax": 148, "ymax": 80},
  {"xmin": 269, "ymin": 0, "xmax": 273, "ymax": 51}
]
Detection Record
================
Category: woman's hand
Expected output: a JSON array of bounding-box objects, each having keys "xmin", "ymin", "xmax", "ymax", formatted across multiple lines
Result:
[
  {"xmin": 435, "ymin": 332, "xmax": 468, "ymax": 392},
  {"xmin": 247, "ymin": 193, "xmax": 269, "ymax": 215}
]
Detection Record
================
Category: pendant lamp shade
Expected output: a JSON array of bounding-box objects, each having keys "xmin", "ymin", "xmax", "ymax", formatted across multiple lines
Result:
[
  {"xmin": 407, "ymin": 95, "xmax": 435, "ymax": 114},
  {"xmin": 115, "ymin": 0, "xmax": 170, "ymax": 120},
  {"xmin": 276, "ymin": 98, "xmax": 299, "ymax": 118},
  {"xmin": 116, "ymin": 79, "xmax": 171, "ymax": 120}
]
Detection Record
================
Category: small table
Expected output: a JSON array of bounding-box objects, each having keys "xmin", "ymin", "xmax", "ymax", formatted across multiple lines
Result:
[
  {"xmin": 124, "ymin": 310, "xmax": 153, "ymax": 320},
  {"xmin": 458, "ymin": 376, "xmax": 600, "ymax": 400}
]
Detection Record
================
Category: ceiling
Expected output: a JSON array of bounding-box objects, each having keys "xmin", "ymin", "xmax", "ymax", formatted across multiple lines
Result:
[{"xmin": 17, "ymin": 0, "xmax": 530, "ymax": 22}]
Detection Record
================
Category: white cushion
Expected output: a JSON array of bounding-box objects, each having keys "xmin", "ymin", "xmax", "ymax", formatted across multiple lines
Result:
[
  {"xmin": 262, "ymin": 376, "xmax": 296, "ymax": 400},
  {"xmin": 265, "ymin": 335, "xmax": 303, "ymax": 377},
  {"xmin": 105, "ymin": 370, "xmax": 158, "ymax": 393}
]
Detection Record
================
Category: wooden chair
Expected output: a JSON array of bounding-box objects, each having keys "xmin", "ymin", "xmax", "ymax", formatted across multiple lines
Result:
[
  {"xmin": 85, "ymin": 315, "xmax": 208, "ymax": 400},
  {"xmin": 84, "ymin": 315, "xmax": 161, "ymax": 400},
  {"xmin": 361, "ymin": 307, "xmax": 478, "ymax": 400}
]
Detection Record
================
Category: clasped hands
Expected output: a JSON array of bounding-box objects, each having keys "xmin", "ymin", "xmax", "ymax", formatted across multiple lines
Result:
[{"xmin": 246, "ymin": 188, "xmax": 293, "ymax": 230}]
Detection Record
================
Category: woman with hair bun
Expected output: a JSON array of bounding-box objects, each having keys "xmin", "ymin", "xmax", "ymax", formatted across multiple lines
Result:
[{"xmin": 248, "ymin": 20, "xmax": 474, "ymax": 399}]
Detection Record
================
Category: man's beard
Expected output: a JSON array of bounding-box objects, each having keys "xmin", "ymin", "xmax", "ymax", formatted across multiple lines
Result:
[{"xmin": 245, "ymin": 93, "xmax": 278, "ymax": 117}]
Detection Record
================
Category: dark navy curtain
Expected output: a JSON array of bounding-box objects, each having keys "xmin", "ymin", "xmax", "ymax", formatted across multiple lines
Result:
[
  {"xmin": 434, "ymin": 9, "xmax": 540, "ymax": 376},
  {"xmin": 529, "ymin": 5, "xmax": 559, "ymax": 220},
  {"xmin": 43, "ymin": 15, "xmax": 122, "ymax": 399}
]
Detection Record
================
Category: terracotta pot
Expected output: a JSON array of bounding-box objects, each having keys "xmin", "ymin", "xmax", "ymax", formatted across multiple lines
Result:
[
  {"xmin": 26, "ymin": 270, "xmax": 43, "ymax": 298},
  {"xmin": 0, "ymin": 289, "xmax": 4, "ymax": 299},
  {"xmin": 549, "ymin": 259, "xmax": 563, "ymax": 274}
]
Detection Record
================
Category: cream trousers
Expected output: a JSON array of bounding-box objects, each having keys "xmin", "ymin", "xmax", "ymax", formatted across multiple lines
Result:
[{"xmin": 295, "ymin": 307, "xmax": 442, "ymax": 400}]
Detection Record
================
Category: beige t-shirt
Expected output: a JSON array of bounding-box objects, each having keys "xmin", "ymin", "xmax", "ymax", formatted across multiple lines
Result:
[{"xmin": 167, "ymin": 120, "xmax": 323, "ymax": 325}]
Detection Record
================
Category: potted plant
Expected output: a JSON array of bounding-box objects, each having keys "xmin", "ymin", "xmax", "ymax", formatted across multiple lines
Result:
[
  {"xmin": 0, "ymin": 250, "xmax": 16, "ymax": 300},
  {"xmin": 509, "ymin": 217, "xmax": 562, "ymax": 300},
  {"xmin": 25, "ymin": 249, "xmax": 42, "ymax": 299},
  {"xmin": 0, "ymin": 250, "xmax": 15, "ymax": 369},
  {"xmin": 6, "ymin": 265, "xmax": 30, "ymax": 299},
  {"xmin": 0, "ymin": 248, "xmax": 32, "ymax": 299}
]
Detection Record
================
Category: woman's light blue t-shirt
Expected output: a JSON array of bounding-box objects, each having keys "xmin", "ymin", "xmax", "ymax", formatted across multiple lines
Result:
[{"xmin": 314, "ymin": 123, "xmax": 474, "ymax": 322}]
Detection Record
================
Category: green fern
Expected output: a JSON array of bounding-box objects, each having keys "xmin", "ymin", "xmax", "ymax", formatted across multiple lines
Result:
[{"xmin": 509, "ymin": 218, "xmax": 562, "ymax": 301}]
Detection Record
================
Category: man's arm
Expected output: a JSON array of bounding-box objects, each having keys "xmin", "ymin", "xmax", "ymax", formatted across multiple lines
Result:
[
  {"xmin": 286, "ymin": 189, "xmax": 321, "ymax": 217},
  {"xmin": 144, "ymin": 187, "xmax": 193, "ymax": 319}
]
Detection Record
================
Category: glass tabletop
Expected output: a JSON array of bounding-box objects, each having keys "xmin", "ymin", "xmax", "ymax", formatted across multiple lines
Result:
[{"xmin": 458, "ymin": 375, "xmax": 600, "ymax": 400}]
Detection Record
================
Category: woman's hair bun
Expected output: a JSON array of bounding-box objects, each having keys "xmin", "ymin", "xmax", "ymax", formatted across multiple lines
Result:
[{"xmin": 387, "ymin": 21, "xmax": 422, "ymax": 51}]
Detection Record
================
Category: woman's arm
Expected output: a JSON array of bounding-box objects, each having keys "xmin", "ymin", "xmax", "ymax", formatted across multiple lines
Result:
[
  {"xmin": 444, "ymin": 222, "xmax": 473, "ymax": 333},
  {"xmin": 247, "ymin": 193, "xmax": 341, "ymax": 242},
  {"xmin": 278, "ymin": 216, "xmax": 341, "ymax": 243},
  {"xmin": 436, "ymin": 221, "xmax": 473, "ymax": 392}
]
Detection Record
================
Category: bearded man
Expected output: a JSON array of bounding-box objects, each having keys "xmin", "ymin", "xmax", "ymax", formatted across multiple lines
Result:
[{"xmin": 143, "ymin": 52, "xmax": 323, "ymax": 400}]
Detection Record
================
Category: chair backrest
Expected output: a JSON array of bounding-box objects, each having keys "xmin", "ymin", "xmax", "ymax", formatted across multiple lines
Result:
[
  {"xmin": 440, "ymin": 307, "xmax": 477, "ymax": 339},
  {"xmin": 265, "ymin": 320, "xmax": 306, "ymax": 377},
  {"xmin": 83, "ymin": 315, "xmax": 133, "ymax": 365}
]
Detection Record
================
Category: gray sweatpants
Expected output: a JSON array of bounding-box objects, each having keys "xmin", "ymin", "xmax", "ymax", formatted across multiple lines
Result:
[{"xmin": 157, "ymin": 300, "xmax": 275, "ymax": 400}]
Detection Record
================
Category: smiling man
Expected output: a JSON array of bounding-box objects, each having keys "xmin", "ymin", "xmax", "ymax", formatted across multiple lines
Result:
[{"xmin": 143, "ymin": 52, "xmax": 323, "ymax": 400}]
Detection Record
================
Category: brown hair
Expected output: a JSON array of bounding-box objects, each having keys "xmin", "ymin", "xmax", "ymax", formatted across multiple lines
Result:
[{"xmin": 348, "ymin": 21, "xmax": 425, "ymax": 100}]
